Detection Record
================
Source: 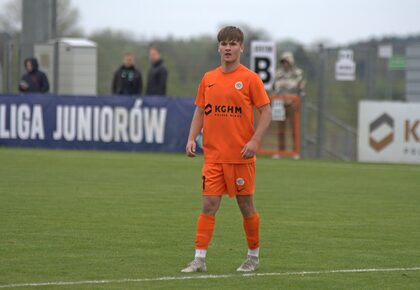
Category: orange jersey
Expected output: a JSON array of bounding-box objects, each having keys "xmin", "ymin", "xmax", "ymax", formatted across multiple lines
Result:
[{"xmin": 195, "ymin": 64, "xmax": 270, "ymax": 164}]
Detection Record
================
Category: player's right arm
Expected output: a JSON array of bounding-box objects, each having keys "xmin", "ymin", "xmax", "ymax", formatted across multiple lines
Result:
[{"xmin": 186, "ymin": 106, "xmax": 204, "ymax": 157}]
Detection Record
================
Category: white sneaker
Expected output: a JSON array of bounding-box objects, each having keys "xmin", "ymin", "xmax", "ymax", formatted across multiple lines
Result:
[
  {"xmin": 236, "ymin": 255, "xmax": 259, "ymax": 272},
  {"xmin": 181, "ymin": 257, "xmax": 207, "ymax": 273}
]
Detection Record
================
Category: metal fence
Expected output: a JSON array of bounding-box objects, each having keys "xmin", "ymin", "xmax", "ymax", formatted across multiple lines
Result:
[
  {"xmin": 299, "ymin": 43, "xmax": 408, "ymax": 161},
  {"xmin": 1, "ymin": 35, "xmax": 415, "ymax": 161},
  {"xmin": 304, "ymin": 101, "xmax": 357, "ymax": 161}
]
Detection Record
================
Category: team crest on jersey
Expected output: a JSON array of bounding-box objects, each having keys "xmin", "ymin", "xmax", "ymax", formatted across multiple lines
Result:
[
  {"xmin": 234, "ymin": 81, "xmax": 243, "ymax": 90},
  {"xmin": 236, "ymin": 177, "xmax": 245, "ymax": 186}
]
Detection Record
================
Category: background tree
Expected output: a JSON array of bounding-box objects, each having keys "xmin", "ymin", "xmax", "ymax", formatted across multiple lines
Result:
[
  {"xmin": 0, "ymin": 0, "xmax": 21, "ymax": 35},
  {"xmin": 56, "ymin": 0, "xmax": 83, "ymax": 37},
  {"xmin": 0, "ymin": 0, "xmax": 83, "ymax": 37}
]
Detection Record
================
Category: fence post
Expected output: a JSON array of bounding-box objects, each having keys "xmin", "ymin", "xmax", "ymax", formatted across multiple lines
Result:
[
  {"xmin": 300, "ymin": 93, "xmax": 306, "ymax": 158},
  {"xmin": 316, "ymin": 44, "xmax": 327, "ymax": 158}
]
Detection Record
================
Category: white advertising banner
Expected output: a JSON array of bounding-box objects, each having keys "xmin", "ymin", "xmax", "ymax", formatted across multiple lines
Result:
[
  {"xmin": 358, "ymin": 101, "xmax": 420, "ymax": 164},
  {"xmin": 250, "ymin": 41, "xmax": 276, "ymax": 90}
]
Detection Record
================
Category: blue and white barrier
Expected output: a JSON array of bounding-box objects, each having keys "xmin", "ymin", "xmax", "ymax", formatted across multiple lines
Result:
[{"xmin": 0, "ymin": 94, "xmax": 195, "ymax": 152}]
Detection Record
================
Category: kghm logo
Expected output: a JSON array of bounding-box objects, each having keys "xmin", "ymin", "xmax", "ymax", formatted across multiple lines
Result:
[
  {"xmin": 369, "ymin": 113, "xmax": 394, "ymax": 152},
  {"xmin": 204, "ymin": 104, "xmax": 212, "ymax": 115},
  {"xmin": 204, "ymin": 103, "xmax": 242, "ymax": 117}
]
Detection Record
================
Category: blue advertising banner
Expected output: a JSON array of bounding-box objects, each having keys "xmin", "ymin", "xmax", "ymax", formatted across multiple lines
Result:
[{"xmin": 0, "ymin": 94, "xmax": 195, "ymax": 152}]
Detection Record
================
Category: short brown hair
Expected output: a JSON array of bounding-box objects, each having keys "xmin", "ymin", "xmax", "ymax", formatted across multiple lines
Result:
[{"xmin": 217, "ymin": 26, "xmax": 244, "ymax": 44}]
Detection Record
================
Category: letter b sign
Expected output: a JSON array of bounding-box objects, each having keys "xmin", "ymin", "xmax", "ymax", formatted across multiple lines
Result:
[
  {"xmin": 255, "ymin": 57, "xmax": 271, "ymax": 83},
  {"xmin": 250, "ymin": 41, "xmax": 276, "ymax": 90}
]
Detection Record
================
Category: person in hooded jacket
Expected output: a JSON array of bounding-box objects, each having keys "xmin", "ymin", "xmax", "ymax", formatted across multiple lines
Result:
[
  {"xmin": 112, "ymin": 52, "xmax": 143, "ymax": 96},
  {"xmin": 271, "ymin": 52, "xmax": 306, "ymax": 153},
  {"xmin": 19, "ymin": 58, "xmax": 50, "ymax": 93},
  {"xmin": 272, "ymin": 52, "xmax": 305, "ymax": 97},
  {"xmin": 145, "ymin": 46, "xmax": 168, "ymax": 96}
]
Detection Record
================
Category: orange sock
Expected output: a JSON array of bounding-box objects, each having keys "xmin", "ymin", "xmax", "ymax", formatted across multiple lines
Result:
[
  {"xmin": 195, "ymin": 213, "xmax": 215, "ymax": 250},
  {"xmin": 243, "ymin": 212, "xmax": 260, "ymax": 250}
]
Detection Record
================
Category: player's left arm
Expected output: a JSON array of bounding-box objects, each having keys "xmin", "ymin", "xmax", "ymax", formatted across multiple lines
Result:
[{"xmin": 241, "ymin": 104, "xmax": 272, "ymax": 159}]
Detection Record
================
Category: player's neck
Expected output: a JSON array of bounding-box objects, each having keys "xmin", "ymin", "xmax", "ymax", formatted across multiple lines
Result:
[{"xmin": 221, "ymin": 60, "xmax": 241, "ymax": 73}]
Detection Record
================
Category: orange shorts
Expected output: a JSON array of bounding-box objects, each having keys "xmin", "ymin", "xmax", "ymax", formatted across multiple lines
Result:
[{"xmin": 201, "ymin": 163, "xmax": 255, "ymax": 198}]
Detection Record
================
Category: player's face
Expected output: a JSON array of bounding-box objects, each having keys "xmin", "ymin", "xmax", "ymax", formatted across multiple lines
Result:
[{"xmin": 218, "ymin": 40, "xmax": 243, "ymax": 63}]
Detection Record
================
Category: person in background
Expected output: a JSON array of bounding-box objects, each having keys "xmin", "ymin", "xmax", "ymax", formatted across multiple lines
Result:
[
  {"xmin": 19, "ymin": 57, "xmax": 50, "ymax": 93},
  {"xmin": 145, "ymin": 46, "xmax": 168, "ymax": 96},
  {"xmin": 112, "ymin": 52, "xmax": 143, "ymax": 96},
  {"xmin": 271, "ymin": 51, "xmax": 306, "ymax": 152}
]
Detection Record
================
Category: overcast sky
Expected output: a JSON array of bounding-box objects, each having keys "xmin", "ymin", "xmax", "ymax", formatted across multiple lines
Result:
[{"xmin": 2, "ymin": 0, "xmax": 420, "ymax": 45}]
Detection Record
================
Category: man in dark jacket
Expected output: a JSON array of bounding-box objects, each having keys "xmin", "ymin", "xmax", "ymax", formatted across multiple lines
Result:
[
  {"xmin": 112, "ymin": 53, "xmax": 143, "ymax": 96},
  {"xmin": 19, "ymin": 58, "xmax": 50, "ymax": 93},
  {"xmin": 146, "ymin": 46, "xmax": 168, "ymax": 96}
]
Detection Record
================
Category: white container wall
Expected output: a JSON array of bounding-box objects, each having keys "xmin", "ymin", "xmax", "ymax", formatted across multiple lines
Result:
[{"xmin": 35, "ymin": 38, "xmax": 97, "ymax": 95}]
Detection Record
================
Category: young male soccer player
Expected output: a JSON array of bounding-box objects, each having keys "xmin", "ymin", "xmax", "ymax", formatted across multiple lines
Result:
[{"xmin": 182, "ymin": 26, "xmax": 272, "ymax": 273}]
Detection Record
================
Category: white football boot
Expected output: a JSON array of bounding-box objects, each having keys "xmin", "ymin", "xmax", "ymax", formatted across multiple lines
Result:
[
  {"xmin": 181, "ymin": 257, "xmax": 207, "ymax": 273},
  {"xmin": 236, "ymin": 255, "xmax": 259, "ymax": 272}
]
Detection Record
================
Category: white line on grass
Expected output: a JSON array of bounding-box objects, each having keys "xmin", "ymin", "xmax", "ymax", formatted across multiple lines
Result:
[{"xmin": 0, "ymin": 266, "xmax": 419, "ymax": 289}]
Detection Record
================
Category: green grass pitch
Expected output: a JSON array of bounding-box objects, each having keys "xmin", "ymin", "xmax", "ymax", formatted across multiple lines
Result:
[{"xmin": 0, "ymin": 147, "xmax": 420, "ymax": 289}]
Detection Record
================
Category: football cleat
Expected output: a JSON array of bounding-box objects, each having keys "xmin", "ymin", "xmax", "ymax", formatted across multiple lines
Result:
[
  {"xmin": 181, "ymin": 257, "xmax": 207, "ymax": 273},
  {"xmin": 236, "ymin": 255, "xmax": 259, "ymax": 272}
]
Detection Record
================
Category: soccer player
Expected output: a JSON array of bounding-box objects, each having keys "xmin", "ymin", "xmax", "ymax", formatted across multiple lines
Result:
[{"xmin": 182, "ymin": 26, "xmax": 272, "ymax": 273}]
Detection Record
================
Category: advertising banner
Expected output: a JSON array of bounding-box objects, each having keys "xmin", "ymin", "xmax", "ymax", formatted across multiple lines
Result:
[
  {"xmin": 358, "ymin": 101, "xmax": 420, "ymax": 164},
  {"xmin": 0, "ymin": 94, "xmax": 195, "ymax": 152}
]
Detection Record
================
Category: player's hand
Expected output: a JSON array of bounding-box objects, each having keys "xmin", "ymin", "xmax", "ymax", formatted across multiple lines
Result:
[
  {"xmin": 186, "ymin": 140, "xmax": 197, "ymax": 157},
  {"xmin": 241, "ymin": 139, "xmax": 258, "ymax": 159}
]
